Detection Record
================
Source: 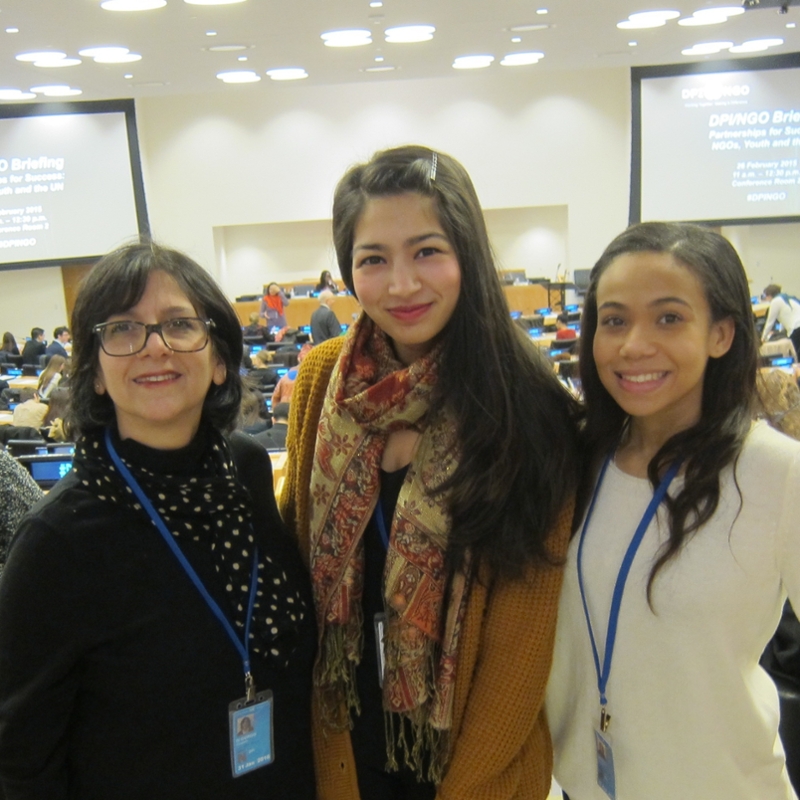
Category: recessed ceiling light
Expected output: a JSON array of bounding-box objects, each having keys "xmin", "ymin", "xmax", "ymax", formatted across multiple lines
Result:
[
  {"xmin": 362, "ymin": 65, "xmax": 397, "ymax": 72},
  {"xmin": 369, "ymin": 0, "xmax": 383, "ymax": 6},
  {"xmin": 500, "ymin": 51, "xmax": 544, "ymax": 66},
  {"xmin": 266, "ymin": 67, "xmax": 308, "ymax": 81},
  {"xmin": 34, "ymin": 57, "xmax": 82, "ymax": 67},
  {"xmin": 124, "ymin": 73, "xmax": 133, "ymax": 79},
  {"xmin": 374, "ymin": 55, "xmax": 384, "ymax": 62},
  {"xmin": 618, "ymin": 10, "xmax": 680, "ymax": 29},
  {"xmin": 206, "ymin": 31, "xmax": 218, "ymax": 36},
  {"xmin": 509, "ymin": 23, "xmax": 550, "ymax": 32},
  {"xmin": 536, "ymin": 8, "xmax": 548, "ymax": 14},
  {"xmin": 511, "ymin": 36, "xmax": 522, "ymax": 43},
  {"xmin": 101, "ymin": 0, "xmax": 166, "ymax": 9},
  {"xmin": 321, "ymin": 29, "xmax": 372, "ymax": 47},
  {"xmin": 679, "ymin": 6, "xmax": 745, "ymax": 26},
  {"xmin": 452, "ymin": 55, "xmax": 494, "ymax": 70},
  {"xmin": 729, "ymin": 37, "xmax": 784, "ymax": 52},
  {"xmin": 629, "ymin": 40, "xmax": 638, "ymax": 46},
  {"xmin": 31, "ymin": 84, "xmax": 82, "ymax": 96},
  {"xmin": 237, "ymin": 56, "xmax": 247, "ymax": 61},
  {"xmin": 216, "ymin": 69, "xmax": 260, "ymax": 83},
  {"xmin": 681, "ymin": 41, "xmax": 733, "ymax": 55},
  {"xmin": 16, "ymin": 50, "xmax": 67, "ymax": 62},
  {"xmin": 208, "ymin": 44, "xmax": 248, "ymax": 52},
  {"xmin": 185, "ymin": 0, "xmax": 246, "ymax": 5},
  {"xmin": 5, "ymin": 28, "xmax": 19, "ymax": 34},
  {"xmin": 384, "ymin": 25, "xmax": 435, "ymax": 43},
  {"xmin": 787, "ymin": 22, "xmax": 797, "ymax": 28},
  {"xmin": 79, "ymin": 46, "xmax": 142, "ymax": 63},
  {"xmin": 0, "ymin": 88, "xmax": 36, "ymax": 100}
]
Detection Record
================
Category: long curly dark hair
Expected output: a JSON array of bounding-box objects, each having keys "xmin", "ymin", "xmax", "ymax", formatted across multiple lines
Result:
[{"xmin": 578, "ymin": 222, "xmax": 758, "ymax": 600}]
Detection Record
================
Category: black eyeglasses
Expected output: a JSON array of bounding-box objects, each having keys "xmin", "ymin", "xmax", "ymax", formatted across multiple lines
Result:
[{"xmin": 92, "ymin": 317, "xmax": 214, "ymax": 357}]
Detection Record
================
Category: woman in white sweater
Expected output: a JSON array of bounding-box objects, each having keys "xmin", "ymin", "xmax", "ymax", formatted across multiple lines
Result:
[{"xmin": 546, "ymin": 222, "xmax": 800, "ymax": 800}]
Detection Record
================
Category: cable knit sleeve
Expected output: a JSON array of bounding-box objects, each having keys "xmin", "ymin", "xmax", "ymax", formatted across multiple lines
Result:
[
  {"xmin": 280, "ymin": 338, "xmax": 343, "ymax": 566},
  {"xmin": 437, "ymin": 502, "xmax": 573, "ymax": 800}
]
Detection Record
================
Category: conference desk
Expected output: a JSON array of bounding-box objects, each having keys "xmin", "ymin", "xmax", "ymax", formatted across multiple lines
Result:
[
  {"xmin": 234, "ymin": 295, "xmax": 360, "ymax": 329},
  {"xmin": 1, "ymin": 375, "xmax": 38, "ymax": 390},
  {"xmin": 234, "ymin": 284, "xmax": 553, "ymax": 329},
  {"xmin": 0, "ymin": 411, "xmax": 12, "ymax": 425}
]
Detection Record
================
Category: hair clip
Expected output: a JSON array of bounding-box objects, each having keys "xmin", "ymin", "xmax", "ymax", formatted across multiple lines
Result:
[{"xmin": 430, "ymin": 152, "xmax": 438, "ymax": 182}]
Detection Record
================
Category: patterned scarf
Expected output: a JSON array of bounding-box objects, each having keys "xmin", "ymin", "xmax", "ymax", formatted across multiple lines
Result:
[
  {"xmin": 309, "ymin": 316, "xmax": 470, "ymax": 781},
  {"xmin": 72, "ymin": 425, "xmax": 309, "ymax": 668}
]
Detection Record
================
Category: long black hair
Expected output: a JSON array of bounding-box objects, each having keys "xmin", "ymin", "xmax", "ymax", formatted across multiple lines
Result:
[
  {"xmin": 578, "ymin": 222, "xmax": 758, "ymax": 597},
  {"xmin": 69, "ymin": 240, "xmax": 244, "ymax": 436},
  {"xmin": 333, "ymin": 145, "xmax": 580, "ymax": 578}
]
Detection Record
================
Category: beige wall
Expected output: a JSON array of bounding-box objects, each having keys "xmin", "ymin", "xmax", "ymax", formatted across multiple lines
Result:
[{"xmin": 1, "ymin": 64, "xmax": 798, "ymax": 336}]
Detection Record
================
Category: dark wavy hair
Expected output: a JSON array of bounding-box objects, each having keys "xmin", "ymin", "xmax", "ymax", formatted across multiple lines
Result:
[
  {"xmin": 578, "ymin": 222, "xmax": 758, "ymax": 599},
  {"xmin": 69, "ymin": 241, "xmax": 244, "ymax": 437},
  {"xmin": 332, "ymin": 145, "xmax": 580, "ymax": 578}
]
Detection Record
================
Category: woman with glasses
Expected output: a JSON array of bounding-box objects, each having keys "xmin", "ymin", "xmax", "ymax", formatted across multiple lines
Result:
[{"xmin": 0, "ymin": 242, "xmax": 316, "ymax": 799}]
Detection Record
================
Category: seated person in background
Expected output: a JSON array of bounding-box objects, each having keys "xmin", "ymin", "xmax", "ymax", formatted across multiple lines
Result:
[
  {"xmin": 271, "ymin": 345, "xmax": 308, "ymax": 407},
  {"xmin": 12, "ymin": 388, "xmax": 47, "ymax": 429},
  {"xmin": 45, "ymin": 327, "xmax": 71, "ymax": 359},
  {"xmin": 314, "ymin": 269, "xmax": 339, "ymax": 295},
  {"xmin": 762, "ymin": 283, "xmax": 800, "ymax": 357},
  {"xmin": 253, "ymin": 402, "xmax": 289, "ymax": 450},
  {"xmin": 37, "ymin": 355, "xmax": 66, "ymax": 400},
  {"xmin": 0, "ymin": 449, "xmax": 43, "ymax": 574},
  {"xmin": 271, "ymin": 367, "xmax": 297, "ymax": 407},
  {"xmin": 20, "ymin": 328, "xmax": 46, "ymax": 365},
  {"xmin": 1, "ymin": 332, "xmax": 19, "ymax": 356},
  {"xmin": 310, "ymin": 290, "xmax": 341, "ymax": 344},
  {"xmin": 238, "ymin": 384, "xmax": 270, "ymax": 435},
  {"xmin": 42, "ymin": 387, "xmax": 72, "ymax": 443},
  {"xmin": 242, "ymin": 311, "xmax": 270, "ymax": 344},
  {"xmin": 554, "ymin": 312, "xmax": 577, "ymax": 340}
]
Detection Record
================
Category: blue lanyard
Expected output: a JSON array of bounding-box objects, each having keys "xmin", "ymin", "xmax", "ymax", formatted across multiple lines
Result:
[
  {"xmin": 576, "ymin": 452, "xmax": 681, "ymax": 731},
  {"xmin": 374, "ymin": 496, "xmax": 390, "ymax": 551},
  {"xmin": 104, "ymin": 428, "xmax": 260, "ymax": 700}
]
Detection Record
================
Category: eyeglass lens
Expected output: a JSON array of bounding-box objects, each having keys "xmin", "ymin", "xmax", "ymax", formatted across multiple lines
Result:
[{"xmin": 99, "ymin": 318, "xmax": 209, "ymax": 355}]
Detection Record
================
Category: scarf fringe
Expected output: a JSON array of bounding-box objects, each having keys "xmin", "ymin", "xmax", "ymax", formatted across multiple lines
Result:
[
  {"xmin": 385, "ymin": 705, "xmax": 451, "ymax": 784},
  {"xmin": 314, "ymin": 621, "xmax": 362, "ymax": 731}
]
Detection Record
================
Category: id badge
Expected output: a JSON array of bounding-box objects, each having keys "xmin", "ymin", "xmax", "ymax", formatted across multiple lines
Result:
[
  {"xmin": 594, "ymin": 729, "xmax": 617, "ymax": 800},
  {"xmin": 229, "ymin": 690, "xmax": 274, "ymax": 777},
  {"xmin": 374, "ymin": 612, "xmax": 386, "ymax": 687}
]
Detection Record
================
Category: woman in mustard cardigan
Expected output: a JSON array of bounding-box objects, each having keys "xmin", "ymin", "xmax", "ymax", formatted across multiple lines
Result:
[{"xmin": 280, "ymin": 145, "xmax": 579, "ymax": 800}]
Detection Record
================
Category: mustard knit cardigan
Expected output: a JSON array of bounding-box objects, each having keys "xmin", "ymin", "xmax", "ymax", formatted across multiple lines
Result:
[{"xmin": 280, "ymin": 337, "xmax": 571, "ymax": 800}]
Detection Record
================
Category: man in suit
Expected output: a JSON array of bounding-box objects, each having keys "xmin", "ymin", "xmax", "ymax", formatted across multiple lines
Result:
[
  {"xmin": 46, "ymin": 327, "xmax": 71, "ymax": 359},
  {"xmin": 20, "ymin": 328, "xmax": 46, "ymax": 365},
  {"xmin": 310, "ymin": 291, "xmax": 341, "ymax": 345},
  {"xmin": 253, "ymin": 402, "xmax": 290, "ymax": 450}
]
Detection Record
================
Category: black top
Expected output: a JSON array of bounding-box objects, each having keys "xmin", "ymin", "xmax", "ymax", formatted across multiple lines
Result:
[
  {"xmin": 20, "ymin": 340, "xmax": 45, "ymax": 366},
  {"xmin": 0, "ymin": 431, "xmax": 315, "ymax": 800},
  {"xmin": 350, "ymin": 466, "xmax": 435, "ymax": 794}
]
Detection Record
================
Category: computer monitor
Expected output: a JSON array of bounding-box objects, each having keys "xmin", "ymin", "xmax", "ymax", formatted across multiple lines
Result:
[
  {"xmin": 18, "ymin": 453, "xmax": 74, "ymax": 489},
  {"xmin": 510, "ymin": 310, "xmax": 522, "ymax": 320},
  {"xmin": 536, "ymin": 307, "xmax": 551, "ymax": 315},
  {"xmin": 293, "ymin": 285, "xmax": 314, "ymax": 297},
  {"xmin": 573, "ymin": 269, "xmax": 591, "ymax": 294}
]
